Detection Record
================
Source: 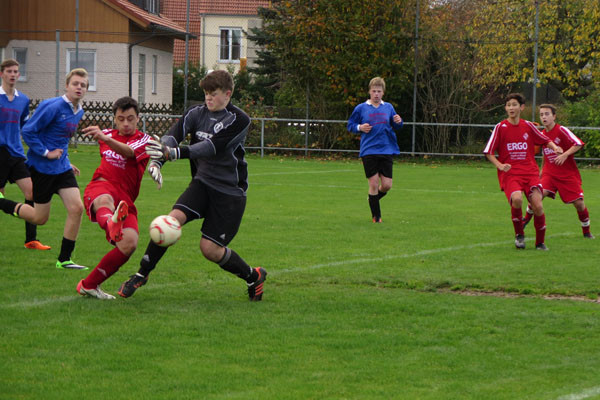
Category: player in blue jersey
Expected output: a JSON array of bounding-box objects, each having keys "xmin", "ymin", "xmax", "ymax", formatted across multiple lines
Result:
[
  {"xmin": 347, "ymin": 77, "xmax": 403, "ymax": 223},
  {"xmin": 0, "ymin": 68, "xmax": 89, "ymax": 269},
  {"xmin": 0, "ymin": 59, "xmax": 51, "ymax": 250}
]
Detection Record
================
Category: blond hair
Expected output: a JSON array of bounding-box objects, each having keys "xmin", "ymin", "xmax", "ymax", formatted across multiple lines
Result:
[
  {"xmin": 66, "ymin": 68, "xmax": 89, "ymax": 89},
  {"xmin": 368, "ymin": 77, "xmax": 385, "ymax": 91}
]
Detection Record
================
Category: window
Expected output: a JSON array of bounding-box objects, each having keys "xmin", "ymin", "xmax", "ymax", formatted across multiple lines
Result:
[
  {"xmin": 138, "ymin": 54, "xmax": 146, "ymax": 104},
  {"xmin": 146, "ymin": 0, "xmax": 159, "ymax": 14},
  {"xmin": 13, "ymin": 48, "xmax": 27, "ymax": 81},
  {"xmin": 219, "ymin": 28, "xmax": 242, "ymax": 62},
  {"xmin": 67, "ymin": 49, "xmax": 96, "ymax": 90},
  {"xmin": 152, "ymin": 55, "xmax": 157, "ymax": 94}
]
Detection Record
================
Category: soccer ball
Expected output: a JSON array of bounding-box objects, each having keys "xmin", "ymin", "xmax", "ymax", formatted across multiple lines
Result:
[{"xmin": 149, "ymin": 215, "xmax": 182, "ymax": 247}]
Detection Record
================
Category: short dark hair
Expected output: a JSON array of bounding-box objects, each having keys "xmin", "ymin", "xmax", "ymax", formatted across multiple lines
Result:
[
  {"xmin": 539, "ymin": 103, "xmax": 556, "ymax": 115},
  {"xmin": 200, "ymin": 70, "xmax": 234, "ymax": 93},
  {"xmin": 112, "ymin": 96, "xmax": 139, "ymax": 115},
  {"xmin": 1, "ymin": 58, "xmax": 19, "ymax": 72},
  {"xmin": 505, "ymin": 93, "xmax": 526, "ymax": 105}
]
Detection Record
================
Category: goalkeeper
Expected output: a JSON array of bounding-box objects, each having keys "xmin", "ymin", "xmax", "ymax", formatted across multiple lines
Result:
[{"xmin": 118, "ymin": 70, "xmax": 267, "ymax": 301}]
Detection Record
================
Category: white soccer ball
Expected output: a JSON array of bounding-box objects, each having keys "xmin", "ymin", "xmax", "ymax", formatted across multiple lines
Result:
[{"xmin": 149, "ymin": 215, "xmax": 182, "ymax": 247}]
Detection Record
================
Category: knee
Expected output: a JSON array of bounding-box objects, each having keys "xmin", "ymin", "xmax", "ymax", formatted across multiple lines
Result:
[
  {"xmin": 200, "ymin": 240, "xmax": 223, "ymax": 263},
  {"xmin": 511, "ymin": 197, "xmax": 523, "ymax": 209},
  {"xmin": 380, "ymin": 182, "xmax": 392, "ymax": 192},
  {"xmin": 117, "ymin": 236, "xmax": 137, "ymax": 256},
  {"xmin": 33, "ymin": 215, "xmax": 49, "ymax": 225},
  {"xmin": 67, "ymin": 201, "xmax": 84, "ymax": 217}
]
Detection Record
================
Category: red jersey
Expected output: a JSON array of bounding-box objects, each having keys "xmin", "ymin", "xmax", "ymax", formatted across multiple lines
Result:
[
  {"xmin": 89, "ymin": 129, "xmax": 151, "ymax": 202},
  {"xmin": 541, "ymin": 123, "xmax": 584, "ymax": 179},
  {"xmin": 484, "ymin": 119, "xmax": 550, "ymax": 184}
]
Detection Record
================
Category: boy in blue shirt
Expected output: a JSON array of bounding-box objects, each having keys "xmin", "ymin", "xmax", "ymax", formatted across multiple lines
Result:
[
  {"xmin": 0, "ymin": 68, "xmax": 89, "ymax": 269},
  {"xmin": 347, "ymin": 77, "xmax": 403, "ymax": 223},
  {"xmin": 0, "ymin": 59, "xmax": 50, "ymax": 250}
]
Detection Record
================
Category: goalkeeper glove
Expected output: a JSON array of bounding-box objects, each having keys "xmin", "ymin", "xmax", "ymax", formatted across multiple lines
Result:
[
  {"xmin": 148, "ymin": 161, "xmax": 163, "ymax": 189},
  {"xmin": 146, "ymin": 135, "xmax": 179, "ymax": 162}
]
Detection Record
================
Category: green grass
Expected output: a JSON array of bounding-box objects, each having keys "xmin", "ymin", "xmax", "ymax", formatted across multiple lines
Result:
[{"xmin": 2, "ymin": 147, "xmax": 600, "ymax": 399}]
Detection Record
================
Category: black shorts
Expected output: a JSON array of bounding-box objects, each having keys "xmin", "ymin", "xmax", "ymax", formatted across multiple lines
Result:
[
  {"xmin": 362, "ymin": 155, "xmax": 394, "ymax": 179},
  {"xmin": 0, "ymin": 147, "xmax": 30, "ymax": 188},
  {"xmin": 30, "ymin": 167, "xmax": 79, "ymax": 204},
  {"xmin": 173, "ymin": 179, "xmax": 246, "ymax": 247}
]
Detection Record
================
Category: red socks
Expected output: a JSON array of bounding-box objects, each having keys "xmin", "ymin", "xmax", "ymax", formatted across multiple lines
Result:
[
  {"xmin": 96, "ymin": 207, "xmax": 113, "ymax": 230},
  {"xmin": 578, "ymin": 208, "xmax": 591, "ymax": 235},
  {"xmin": 534, "ymin": 214, "xmax": 546, "ymax": 245},
  {"xmin": 511, "ymin": 207, "xmax": 524, "ymax": 235},
  {"xmin": 82, "ymin": 247, "xmax": 130, "ymax": 289}
]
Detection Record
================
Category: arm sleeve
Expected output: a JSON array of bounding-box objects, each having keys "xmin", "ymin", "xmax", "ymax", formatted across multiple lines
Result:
[
  {"xmin": 21, "ymin": 102, "xmax": 53, "ymax": 157},
  {"xmin": 483, "ymin": 124, "xmax": 500, "ymax": 154},
  {"xmin": 162, "ymin": 106, "xmax": 197, "ymax": 146},
  {"xmin": 347, "ymin": 105, "xmax": 362, "ymax": 133},
  {"xmin": 178, "ymin": 112, "xmax": 250, "ymax": 160},
  {"xmin": 389, "ymin": 105, "xmax": 403, "ymax": 130},
  {"xmin": 19, "ymin": 99, "xmax": 30, "ymax": 128},
  {"xmin": 528, "ymin": 122, "xmax": 551, "ymax": 145}
]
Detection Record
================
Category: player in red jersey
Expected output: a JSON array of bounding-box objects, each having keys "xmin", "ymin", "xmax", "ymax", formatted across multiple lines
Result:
[
  {"xmin": 522, "ymin": 104, "xmax": 593, "ymax": 239},
  {"xmin": 483, "ymin": 93, "xmax": 563, "ymax": 250},
  {"xmin": 75, "ymin": 96, "xmax": 162, "ymax": 299}
]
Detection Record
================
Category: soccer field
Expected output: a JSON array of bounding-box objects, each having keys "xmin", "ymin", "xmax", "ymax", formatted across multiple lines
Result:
[{"xmin": 1, "ymin": 147, "xmax": 600, "ymax": 399}]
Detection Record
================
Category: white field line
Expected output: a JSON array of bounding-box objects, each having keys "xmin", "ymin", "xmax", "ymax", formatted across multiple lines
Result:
[
  {"xmin": 275, "ymin": 232, "xmax": 574, "ymax": 274},
  {"xmin": 1, "ymin": 233, "xmax": 575, "ymax": 310},
  {"xmin": 557, "ymin": 386, "xmax": 600, "ymax": 400},
  {"xmin": 251, "ymin": 169, "xmax": 356, "ymax": 176}
]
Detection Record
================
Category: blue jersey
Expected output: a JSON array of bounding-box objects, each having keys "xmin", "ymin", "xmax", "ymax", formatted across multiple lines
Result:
[
  {"xmin": 0, "ymin": 87, "xmax": 30, "ymax": 158},
  {"xmin": 347, "ymin": 100, "xmax": 403, "ymax": 157},
  {"xmin": 22, "ymin": 95, "xmax": 84, "ymax": 175}
]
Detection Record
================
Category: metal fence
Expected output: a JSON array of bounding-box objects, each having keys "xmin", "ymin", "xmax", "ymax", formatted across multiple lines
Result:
[{"xmin": 73, "ymin": 111, "xmax": 600, "ymax": 162}]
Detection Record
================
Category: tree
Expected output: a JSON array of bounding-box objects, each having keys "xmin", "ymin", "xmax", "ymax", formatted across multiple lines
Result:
[
  {"xmin": 249, "ymin": 0, "xmax": 416, "ymax": 119},
  {"xmin": 470, "ymin": 0, "xmax": 600, "ymax": 99}
]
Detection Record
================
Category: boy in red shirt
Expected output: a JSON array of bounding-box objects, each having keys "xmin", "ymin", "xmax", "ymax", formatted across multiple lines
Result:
[
  {"xmin": 483, "ymin": 93, "xmax": 563, "ymax": 250},
  {"xmin": 522, "ymin": 104, "xmax": 593, "ymax": 239},
  {"xmin": 76, "ymin": 96, "xmax": 162, "ymax": 299}
]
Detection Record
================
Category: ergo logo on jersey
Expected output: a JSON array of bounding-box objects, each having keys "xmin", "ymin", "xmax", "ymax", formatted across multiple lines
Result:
[{"xmin": 507, "ymin": 142, "xmax": 527, "ymax": 151}]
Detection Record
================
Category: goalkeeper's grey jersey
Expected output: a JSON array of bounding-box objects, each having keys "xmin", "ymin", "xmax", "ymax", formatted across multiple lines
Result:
[{"xmin": 163, "ymin": 101, "xmax": 250, "ymax": 196}]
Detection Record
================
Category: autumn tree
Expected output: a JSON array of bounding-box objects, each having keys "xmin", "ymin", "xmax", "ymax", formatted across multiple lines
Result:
[
  {"xmin": 470, "ymin": 0, "xmax": 600, "ymax": 99},
  {"xmin": 249, "ymin": 0, "xmax": 416, "ymax": 119}
]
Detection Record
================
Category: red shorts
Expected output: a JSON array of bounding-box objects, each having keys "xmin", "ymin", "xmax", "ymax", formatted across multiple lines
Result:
[
  {"xmin": 541, "ymin": 174, "xmax": 584, "ymax": 203},
  {"xmin": 83, "ymin": 180, "xmax": 139, "ymax": 235},
  {"xmin": 502, "ymin": 174, "xmax": 542, "ymax": 203}
]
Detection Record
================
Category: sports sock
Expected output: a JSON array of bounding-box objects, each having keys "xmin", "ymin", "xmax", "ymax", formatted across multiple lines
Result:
[
  {"xmin": 577, "ymin": 208, "xmax": 591, "ymax": 235},
  {"xmin": 0, "ymin": 197, "xmax": 18, "ymax": 215},
  {"xmin": 377, "ymin": 190, "xmax": 387, "ymax": 200},
  {"xmin": 25, "ymin": 200, "xmax": 36, "ymax": 243},
  {"xmin": 95, "ymin": 206, "xmax": 113, "ymax": 230},
  {"xmin": 511, "ymin": 207, "xmax": 524, "ymax": 235},
  {"xmin": 82, "ymin": 247, "xmax": 130, "ymax": 288},
  {"xmin": 368, "ymin": 194, "xmax": 381, "ymax": 219},
  {"xmin": 217, "ymin": 247, "xmax": 254, "ymax": 282},
  {"xmin": 138, "ymin": 240, "xmax": 168, "ymax": 277},
  {"xmin": 534, "ymin": 214, "xmax": 546, "ymax": 245},
  {"xmin": 58, "ymin": 237, "xmax": 76, "ymax": 263},
  {"xmin": 523, "ymin": 205, "xmax": 534, "ymax": 224}
]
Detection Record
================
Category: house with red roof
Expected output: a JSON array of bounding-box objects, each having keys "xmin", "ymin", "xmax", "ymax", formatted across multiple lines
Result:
[
  {"xmin": 161, "ymin": 0, "xmax": 271, "ymax": 72},
  {"xmin": 0, "ymin": 0, "xmax": 187, "ymax": 104}
]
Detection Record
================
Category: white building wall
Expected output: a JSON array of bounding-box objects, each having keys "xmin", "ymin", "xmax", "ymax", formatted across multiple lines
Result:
[
  {"xmin": 3, "ymin": 40, "xmax": 173, "ymax": 105},
  {"xmin": 201, "ymin": 15, "xmax": 259, "ymax": 73}
]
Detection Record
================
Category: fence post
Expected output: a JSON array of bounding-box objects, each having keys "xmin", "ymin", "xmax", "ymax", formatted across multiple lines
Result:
[
  {"xmin": 142, "ymin": 113, "xmax": 147, "ymax": 133},
  {"xmin": 305, "ymin": 84, "xmax": 309, "ymax": 156},
  {"xmin": 261, "ymin": 119, "xmax": 265, "ymax": 158}
]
